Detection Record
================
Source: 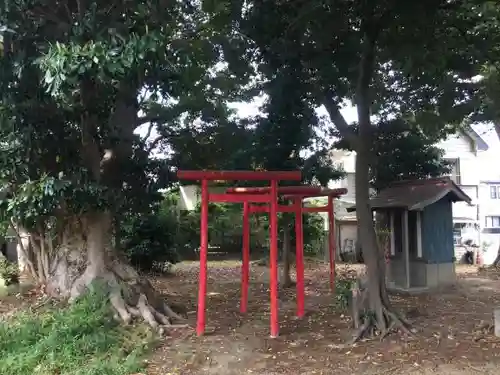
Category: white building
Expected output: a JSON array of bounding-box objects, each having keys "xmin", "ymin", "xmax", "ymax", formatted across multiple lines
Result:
[
  {"xmin": 437, "ymin": 130, "xmax": 487, "ymax": 245},
  {"xmin": 328, "ymin": 149, "xmax": 364, "ymax": 258},
  {"xmin": 329, "ymin": 128, "xmax": 500, "ymax": 264}
]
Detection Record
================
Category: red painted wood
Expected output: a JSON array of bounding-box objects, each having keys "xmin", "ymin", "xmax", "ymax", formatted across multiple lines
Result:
[
  {"xmin": 240, "ymin": 202, "xmax": 250, "ymax": 313},
  {"xmin": 196, "ymin": 179, "xmax": 209, "ymax": 336},
  {"xmin": 269, "ymin": 180, "xmax": 279, "ymax": 338},
  {"xmin": 177, "ymin": 170, "xmax": 301, "ymax": 181},
  {"xmin": 208, "ymin": 193, "xmax": 271, "ymax": 203},
  {"xmin": 226, "ymin": 185, "xmax": 322, "ymax": 194},
  {"xmin": 248, "ymin": 205, "xmax": 328, "ymax": 214},
  {"xmin": 295, "ymin": 199, "xmax": 305, "ymax": 318},
  {"xmin": 281, "ymin": 188, "xmax": 348, "ymax": 199},
  {"xmin": 180, "ymin": 169, "xmax": 350, "ymax": 338}
]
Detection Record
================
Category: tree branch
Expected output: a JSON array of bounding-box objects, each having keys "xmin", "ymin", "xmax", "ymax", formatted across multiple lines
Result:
[
  {"xmin": 141, "ymin": 122, "xmax": 155, "ymax": 143},
  {"xmin": 146, "ymin": 136, "xmax": 164, "ymax": 154},
  {"xmin": 136, "ymin": 115, "xmax": 163, "ymax": 127},
  {"xmin": 322, "ymin": 95, "xmax": 358, "ymax": 149},
  {"xmin": 495, "ymin": 122, "xmax": 500, "ymax": 141}
]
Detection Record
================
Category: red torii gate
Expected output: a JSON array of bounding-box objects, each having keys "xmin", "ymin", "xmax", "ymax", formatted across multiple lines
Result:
[
  {"xmin": 226, "ymin": 185, "xmax": 347, "ymax": 320},
  {"xmin": 176, "ymin": 170, "xmax": 346, "ymax": 338}
]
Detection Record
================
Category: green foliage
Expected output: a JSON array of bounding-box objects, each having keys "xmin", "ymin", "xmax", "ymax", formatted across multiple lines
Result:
[
  {"xmin": 298, "ymin": 214, "xmax": 327, "ymax": 256},
  {"xmin": 335, "ymin": 276, "xmax": 356, "ymax": 310},
  {"xmin": 0, "ymin": 0, "xmax": 249, "ymax": 248},
  {"xmin": 242, "ymin": 0, "xmax": 500, "ymax": 139},
  {"xmin": 0, "ymin": 289, "xmax": 154, "ymax": 375},
  {"xmin": 122, "ymin": 213, "xmax": 180, "ymax": 272},
  {"xmin": 333, "ymin": 120, "xmax": 452, "ymax": 191},
  {"xmin": 123, "ymin": 190, "xmax": 328, "ymax": 266},
  {"xmin": 0, "ymin": 174, "xmax": 108, "ymax": 232},
  {"xmin": 0, "ymin": 256, "xmax": 18, "ymax": 286},
  {"xmin": 172, "ymin": 201, "xmax": 269, "ymax": 256}
]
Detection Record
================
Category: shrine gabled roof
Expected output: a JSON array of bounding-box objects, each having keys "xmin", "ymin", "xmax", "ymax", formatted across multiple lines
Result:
[{"xmin": 347, "ymin": 177, "xmax": 471, "ymax": 212}]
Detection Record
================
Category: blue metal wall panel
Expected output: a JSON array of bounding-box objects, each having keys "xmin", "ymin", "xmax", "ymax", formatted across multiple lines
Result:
[{"xmin": 421, "ymin": 198, "xmax": 454, "ymax": 263}]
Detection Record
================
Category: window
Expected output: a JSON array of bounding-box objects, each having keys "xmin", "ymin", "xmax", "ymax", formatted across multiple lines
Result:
[
  {"xmin": 490, "ymin": 185, "xmax": 500, "ymax": 199},
  {"xmin": 333, "ymin": 161, "xmax": 345, "ymax": 171},
  {"xmin": 485, "ymin": 216, "xmax": 500, "ymax": 228},
  {"xmin": 445, "ymin": 158, "xmax": 461, "ymax": 184}
]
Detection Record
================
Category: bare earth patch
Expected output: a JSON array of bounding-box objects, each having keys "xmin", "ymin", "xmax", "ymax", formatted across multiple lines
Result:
[
  {"xmin": 3, "ymin": 262, "xmax": 499, "ymax": 374},
  {"xmin": 0, "ymin": 283, "xmax": 39, "ymax": 319},
  {"xmin": 143, "ymin": 262, "xmax": 500, "ymax": 374}
]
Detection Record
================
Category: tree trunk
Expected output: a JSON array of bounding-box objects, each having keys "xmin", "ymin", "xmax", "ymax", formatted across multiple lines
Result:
[
  {"xmin": 38, "ymin": 86, "xmax": 186, "ymax": 331},
  {"xmin": 333, "ymin": 21, "xmax": 410, "ymax": 341},
  {"xmin": 24, "ymin": 211, "xmax": 185, "ymax": 332},
  {"xmin": 281, "ymin": 223, "xmax": 294, "ymax": 288},
  {"xmin": 493, "ymin": 243, "xmax": 500, "ymax": 266},
  {"xmin": 15, "ymin": 226, "xmax": 33, "ymax": 277},
  {"xmin": 353, "ymin": 129, "xmax": 410, "ymax": 341},
  {"xmin": 494, "ymin": 123, "xmax": 500, "ymax": 267}
]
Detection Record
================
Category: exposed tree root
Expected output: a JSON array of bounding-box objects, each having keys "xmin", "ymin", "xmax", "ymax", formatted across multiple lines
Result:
[
  {"xmin": 106, "ymin": 270, "xmax": 189, "ymax": 335},
  {"xmin": 349, "ymin": 279, "xmax": 413, "ymax": 344},
  {"xmin": 280, "ymin": 280, "xmax": 296, "ymax": 289},
  {"xmin": 473, "ymin": 320, "xmax": 495, "ymax": 341},
  {"xmin": 17, "ymin": 211, "xmax": 191, "ymax": 336},
  {"xmin": 107, "ymin": 282, "xmax": 189, "ymax": 335},
  {"xmin": 349, "ymin": 306, "xmax": 413, "ymax": 344},
  {"xmin": 48, "ymin": 253, "xmax": 190, "ymax": 335}
]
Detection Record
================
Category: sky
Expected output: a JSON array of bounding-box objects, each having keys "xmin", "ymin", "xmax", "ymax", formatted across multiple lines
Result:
[
  {"xmin": 137, "ymin": 95, "xmax": 500, "ymax": 158},
  {"xmin": 136, "ymin": 95, "xmax": 360, "ymax": 157},
  {"xmin": 227, "ymin": 97, "xmax": 359, "ymax": 124},
  {"xmin": 226, "ymin": 98, "xmax": 500, "ymax": 151}
]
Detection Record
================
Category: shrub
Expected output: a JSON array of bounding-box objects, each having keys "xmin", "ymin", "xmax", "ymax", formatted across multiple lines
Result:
[
  {"xmin": 302, "ymin": 213, "xmax": 327, "ymax": 256},
  {"xmin": 122, "ymin": 213, "xmax": 180, "ymax": 272},
  {"xmin": 121, "ymin": 190, "xmax": 329, "ymax": 271},
  {"xmin": 0, "ymin": 288, "xmax": 154, "ymax": 375},
  {"xmin": 335, "ymin": 277, "xmax": 355, "ymax": 310},
  {"xmin": 164, "ymin": 199, "xmax": 269, "ymax": 259},
  {"xmin": 0, "ymin": 256, "xmax": 18, "ymax": 286}
]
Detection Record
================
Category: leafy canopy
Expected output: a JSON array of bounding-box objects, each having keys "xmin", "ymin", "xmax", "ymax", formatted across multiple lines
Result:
[
  {"xmin": 0, "ymin": 0, "xmax": 249, "ymax": 232},
  {"xmin": 333, "ymin": 120, "xmax": 451, "ymax": 191},
  {"xmin": 241, "ymin": 0, "xmax": 500, "ymax": 135}
]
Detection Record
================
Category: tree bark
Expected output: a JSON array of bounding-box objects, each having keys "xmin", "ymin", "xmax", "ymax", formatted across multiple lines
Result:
[
  {"xmin": 350, "ymin": 27, "xmax": 411, "ymax": 340},
  {"xmin": 20, "ymin": 85, "xmax": 183, "ymax": 331},
  {"xmin": 491, "ymin": 124, "xmax": 500, "ymax": 266},
  {"xmin": 493, "ymin": 244, "xmax": 500, "ymax": 266},
  {"xmin": 22, "ymin": 211, "xmax": 185, "ymax": 332},
  {"xmin": 321, "ymin": 22, "xmax": 411, "ymax": 340},
  {"xmin": 491, "ymin": 123, "xmax": 500, "ymax": 265},
  {"xmin": 281, "ymin": 222, "xmax": 294, "ymax": 288}
]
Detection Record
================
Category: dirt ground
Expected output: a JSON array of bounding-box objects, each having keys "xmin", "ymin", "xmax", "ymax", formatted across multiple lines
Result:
[
  {"xmin": 146, "ymin": 262, "xmax": 500, "ymax": 375},
  {"xmin": 2, "ymin": 262, "xmax": 499, "ymax": 374}
]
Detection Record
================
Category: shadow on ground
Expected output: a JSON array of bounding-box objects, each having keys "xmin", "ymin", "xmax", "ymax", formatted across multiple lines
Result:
[{"xmin": 129, "ymin": 262, "xmax": 500, "ymax": 374}]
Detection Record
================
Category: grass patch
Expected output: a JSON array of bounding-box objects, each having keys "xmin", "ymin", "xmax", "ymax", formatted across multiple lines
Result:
[{"xmin": 0, "ymin": 288, "xmax": 155, "ymax": 375}]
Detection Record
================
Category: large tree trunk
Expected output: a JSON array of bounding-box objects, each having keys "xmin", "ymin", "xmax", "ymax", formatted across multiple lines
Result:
[
  {"xmin": 349, "ymin": 26, "xmax": 411, "ymax": 341},
  {"xmin": 281, "ymin": 222, "xmax": 294, "ymax": 288},
  {"xmin": 494, "ymin": 124, "xmax": 500, "ymax": 267},
  {"xmin": 353, "ymin": 127, "xmax": 409, "ymax": 340},
  {"xmin": 18, "ymin": 211, "xmax": 185, "ymax": 332},
  {"xmin": 14, "ymin": 225, "xmax": 33, "ymax": 277},
  {"xmin": 42, "ymin": 85, "xmax": 185, "ymax": 330},
  {"xmin": 493, "ymin": 244, "xmax": 500, "ymax": 266}
]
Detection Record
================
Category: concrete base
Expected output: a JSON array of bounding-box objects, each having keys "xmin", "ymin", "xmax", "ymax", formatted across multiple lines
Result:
[
  {"xmin": 388, "ymin": 258, "xmax": 456, "ymax": 290},
  {"xmin": 387, "ymin": 285, "xmax": 432, "ymax": 295},
  {"xmin": 425, "ymin": 262, "xmax": 456, "ymax": 288}
]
